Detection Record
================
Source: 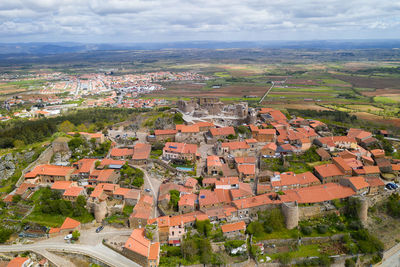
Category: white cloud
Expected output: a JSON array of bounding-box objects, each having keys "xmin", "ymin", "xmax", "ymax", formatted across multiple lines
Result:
[{"xmin": 0, "ymin": 0, "xmax": 399, "ymax": 42}]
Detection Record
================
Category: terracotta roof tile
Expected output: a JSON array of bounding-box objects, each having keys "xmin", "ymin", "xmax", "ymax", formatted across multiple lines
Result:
[
  {"xmin": 210, "ymin": 127, "xmax": 235, "ymax": 137},
  {"xmin": 63, "ymin": 187, "xmax": 84, "ymax": 197},
  {"xmin": 221, "ymin": 221, "xmax": 246, "ymax": 233}
]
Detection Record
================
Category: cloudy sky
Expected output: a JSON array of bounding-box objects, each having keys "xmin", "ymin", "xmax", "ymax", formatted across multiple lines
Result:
[{"xmin": 0, "ymin": 0, "xmax": 400, "ymax": 43}]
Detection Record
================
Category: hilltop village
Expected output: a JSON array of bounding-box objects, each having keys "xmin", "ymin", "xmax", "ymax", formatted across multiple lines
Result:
[{"xmin": 1, "ymin": 97, "xmax": 399, "ymax": 266}]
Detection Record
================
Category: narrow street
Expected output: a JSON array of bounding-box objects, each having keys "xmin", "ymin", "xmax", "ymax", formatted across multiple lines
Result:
[{"xmin": 130, "ymin": 164, "xmax": 161, "ymax": 218}]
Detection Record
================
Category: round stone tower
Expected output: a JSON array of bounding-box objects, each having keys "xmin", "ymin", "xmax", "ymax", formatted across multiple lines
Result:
[
  {"xmin": 94, "ymin": 200, "xmax": 107, "ymax": 223},
  {"xmin": 357, "ymin": 197, "xmax": 368, "ymax": 225},
  {"xmin": 281, "ymin": 202, "xmax": 299, "ymax": 229}
]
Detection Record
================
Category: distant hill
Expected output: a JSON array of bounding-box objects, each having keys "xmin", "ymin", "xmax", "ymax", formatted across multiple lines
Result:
[{"xmin": 0, "ymin": 40, "xmax": 400, "ymax": 55}]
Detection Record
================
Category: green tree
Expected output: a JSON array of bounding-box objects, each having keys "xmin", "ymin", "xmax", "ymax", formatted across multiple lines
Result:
[
  {"xmin": 59, "ymin": 120, "xmax": 75, "ymax": 133},
  {"xmin": 13, "ymin": 139, "xmax": 25, "ymax": 148},
  {"xmin": 12, "ymin": 194, "xmax": 22, "ymax": 203},
  {"xmin": 195, "ymin": 219, "xmax": 212, "ymax": 237},
  {"xmin": 169, "ymin": 190, "xmax": 180, "ymax": 211},
  {"xmin": 132, "ymin": 176, "xmax": 144, "ymax": 187},
  {"xmin": 72, "ymin": 230, "xmax": 80, "ymax": 240},
  {"xmin": 260, "ymin": 208, "xmax": 285, "ymax": 231},
  {"xmin": 68, "ymin": 137, "xmax": 84, "ymax": 150},
  {"xmin": 246, "ymin": 221, "xmax": 264, "ymax": 237},
  {"xmin": 76, "ymin": 195, "xmax": 86, "ymax": 207},
  {"xmin": 0, "ymin": 228, "xmax": 13, "ymax": 243},
  {"xmin": 181, "ymin": 239, "xmax": 198, "ymax": 260},
  {"xmin": 199, "ymin": 238, "xmax": 212, "ymax": 264},
  {"xmin": 76, "ymin": 123, "xmax": 88, "ymax": 132}
]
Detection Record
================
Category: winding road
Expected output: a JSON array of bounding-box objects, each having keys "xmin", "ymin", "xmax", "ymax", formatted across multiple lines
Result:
[{"xmin": 0, "ymin": 227, "xmax": 139, "ymax": 267}]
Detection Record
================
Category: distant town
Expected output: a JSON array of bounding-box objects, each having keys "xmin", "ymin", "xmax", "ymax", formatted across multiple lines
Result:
[{"xmin": 0, "ymin": 71, "xmax": 208, "ymax": 121}]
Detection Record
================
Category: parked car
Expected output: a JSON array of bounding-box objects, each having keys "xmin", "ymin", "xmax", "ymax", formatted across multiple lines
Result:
[
  {"xmin": 96, "ymin": 225, "xmax": 104, "ymax": 233},
  {"xmin": 64, "ymin": 234, "xmax": 72, "ymax": 241},
  {"xmin": 386, "ymin": 184, "xmax": 395, "ymax": 190},
  {"xmin": 145, "ymin": 188, "xmax": 151, "ymax": 193},
  {"xmin": 388, "ymin": 183, "xmax": 398, "ymax": 189}
]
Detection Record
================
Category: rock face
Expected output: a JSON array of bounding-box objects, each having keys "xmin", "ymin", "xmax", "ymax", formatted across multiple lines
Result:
[{"xmin": 0, "ymin": 154, "xmax": 16, "ymax": 181}]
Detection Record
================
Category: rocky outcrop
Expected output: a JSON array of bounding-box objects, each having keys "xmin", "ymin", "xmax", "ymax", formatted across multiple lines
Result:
[{"xmin": 0, "ymin": 157, "xmax": 16, "ymax": 181}]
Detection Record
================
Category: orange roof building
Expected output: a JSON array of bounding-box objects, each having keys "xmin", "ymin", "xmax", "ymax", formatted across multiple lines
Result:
[
  {"xmin": 25, "ymin": 164, "xmax": 74, "ymax": 182},
  {"xmin": 221, "ymin": 221, "xmax": 246, "ymax": 234},
  {"xmin": 132, "ymin": 143, "xmax": 151, "ymax": 161},
  {"xmin": 110, "ymin": 148, "xmax": 134, "ymax": 159},
  {"xmin": 209, "ymin": 127, "xmax": 235, "ymax": 137},
  {"xmin": 7, "ymin": 257, "xmax": 31, "ymax": 267},
  {"xmin": 49, "ymin": 217, "xmax": 81, "ymax": 235},
  {"xmin": 123, "ymin": 228, "xmax": 160, "ymax": 266}
]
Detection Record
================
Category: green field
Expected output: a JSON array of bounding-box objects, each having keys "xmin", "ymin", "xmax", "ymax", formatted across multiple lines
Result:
[{"xmin": 374, "ymin": 96, "xmax": 400, "ymax": 103}]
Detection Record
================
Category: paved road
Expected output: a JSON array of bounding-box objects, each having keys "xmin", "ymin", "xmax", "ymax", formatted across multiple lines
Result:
[
  {"xmin": 0, "ymin": 243, "xmax": 139, "ymax": 267},
  {"xmin": 0, "ymin": 226, "xmax": 137, "ymax": 267},
  {"xmin": 382, "ymin": 249, "xmax": 400, "ymax": 267}
]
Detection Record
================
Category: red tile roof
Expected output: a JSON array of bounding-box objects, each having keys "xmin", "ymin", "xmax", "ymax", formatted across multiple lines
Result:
[
  {"xmin": 154, "ymin": 129, "xmax": 177, "ymax": 136},
  {"xmin": 124, "ymin": 228, "xmax": 150, "ymax": 257},
  {"xmin": 176, "ymin": 124, "xmax": 200, "ymax": 133},
  {"xmin": 184, "ymin": 178, "xmax": 198, "ymax": 188},
  {"xmin": 314, "ymin": 163, "xmax": 344, "ymax": 178},
  {"xmin": 178, "ymin": 193, "xmax": 197, "ymax": 207},
  {"xmin": 371, "ymin": 149, "xmax": 385, "ymax": 157},
  {"xmin": 163, "ymin": 142, "xmax": 198, "ymax": 154},
  {"xmin": 281, "ymin": 183, "xmax": 355, "ymax": 204},
  {"xmin": 366, "ymin": 177, "xmax": 385, "ymax": 187},
  {"xmin": 221, "ymin": 141, "xmax": 249, "ymax": 150},
  {"xmin": 51, "ymin": 181, "xmax": 74, "ymax": 190},
  {"xmin": 210, "ymin": 127, "xmax": 235, "ymax": 137},
  {"xmin": 110, "ymin": 148, "xmax": 134, "ymax": 157},
  {"xmin": 221, "ymin": 221, "xmax": 246, "ymax": 233},
  {"xmin": 235, "ymin": 157, "xmax": 256, "ymax": 164},
  {"xmin": 15, "ymin": 183, "xmax": 36, "ymax": 195},
  {"xmin": 149, "ymin": 242, "xmax": 160, "ymax": 260},
  {"xmin": 63, "ymin": 187, "xmax": 84, "ymax": 197},
  {"xmin": 100, "ymin": 158, "xmax": 126, "ymax": 166},
  {"xmin": 271, "ymin": 172, "xmax": 320, "ymax": 188},
  {"xmin": 207, "ymin": 155, "xmax": 222, "ymax": 167},
  {"xmin": 262, "ymin": 142, "xmax": 277, "ymax": 151},
  {"xmin": 73, "ymin": 158, "xmax": 97, "ymax": 173},
  {"xmin": 132, "ymin": 143, "xmax": 151, "ymax": 160},
  {"xmin": 25, "ymin": 164, "xmax": 74, "ymax": 178},
  {"xmin": 237, "ymin": 164, "xmax": 255, "ymax": 175},
  {"xmin": 7, "ymin": 257, "xmax": 30, "ymax": 267},
  {"xmin": 49, "ymin": 217, "xmax": 81, "ymax": 234},
  {"xmin": 345, "ymin": 176, "xmax": 370, "ymax": 190}
]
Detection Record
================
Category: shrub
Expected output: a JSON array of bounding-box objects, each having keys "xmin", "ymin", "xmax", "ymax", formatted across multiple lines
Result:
[
  {"xmin": 224, "ymin": 240, "xmax": 245, "ymax": 251},
  {"xmin": 348, "ymin": 220, "xmax": 362, "ymax": 231},
  {"xmin": 301, "ymin": 226, "xmax": 313, "ymax": 236},
  {"xmin": 336, "ymin": 223, "xmax": 345, "ymax": 231},
  {"xmin": 264, "ymin": 225, "xmax": 273, "ymax": 234},
  {"xmin": 167, "ymin": 246, "xmax": 181, "ymax": 257},
  {"xmin": 345, "ymin": 258, "xmax": 356, "ymax": 267},
  {"xmin": 318, "ymin": 254, "xmax": 332, "ymax": 266},
  {"xmin": 352, "ymin": 229, "xmax": 384, "ymax": 254},
  {"xmin": 278, "ymin": 253, "xmax": 292, "ymax": 265},
  {"xmin": 316, "ymin": 224, "xmax": 329, "ymax": 234}
]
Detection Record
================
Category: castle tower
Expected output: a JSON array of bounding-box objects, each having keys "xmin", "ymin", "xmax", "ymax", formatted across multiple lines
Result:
[
  {"xmin": 358, "ymin": 197, "xmax": 368, "ymax": 225},
  {"xmin": 281, "ymin": 202, "xmax": 299, "ymax": 229},
  {"xmin": 94, "ymin": 200, "xmax": 107, "ymax": 223}
]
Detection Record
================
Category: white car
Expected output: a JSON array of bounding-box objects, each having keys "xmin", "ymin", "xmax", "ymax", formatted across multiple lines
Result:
[{"xmin": 64, "ymin": 234, "xmax": 72, "ymax": 241}]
